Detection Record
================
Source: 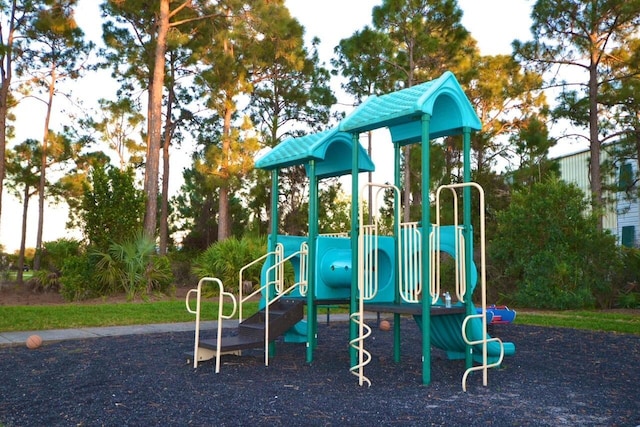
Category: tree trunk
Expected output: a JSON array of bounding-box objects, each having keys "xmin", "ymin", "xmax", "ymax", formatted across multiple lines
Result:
[
  {"xmin": 143, "ymin": 0, "xmax": 170, "ymax": 239},
  {"xmin": 588, "ymin": 58, "xmax": 602, "ymax": 231},
  {"xmin": 0, "ymin": 0, "xmax": 18, "ymax": 243},
  {"xmin": 34, "ymin": 67, "xmax": 56, "ymax": 271},
  {"xmin": 17, "ymin": 185, "xmax": 30, "ymax": 285},
  {"xmin": 0, "ymin": 86, "xmax": 8, "ymax": 236},
  {"xmin": 159, "ymin": 88, "xmax": 173, "ymax": 255},
  {"xmin": 218, "ymin": 101, "xmax": 233, "ymax": 241}
]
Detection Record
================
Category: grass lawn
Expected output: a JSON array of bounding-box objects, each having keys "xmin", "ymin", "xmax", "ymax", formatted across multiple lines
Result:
[
  {"xmin": 0, "ymin": 300, "xmax": 260, "ymax": 333},
  {"xmin": 0, "ymin": 300, "xmax": 638, "ymax": 335}
]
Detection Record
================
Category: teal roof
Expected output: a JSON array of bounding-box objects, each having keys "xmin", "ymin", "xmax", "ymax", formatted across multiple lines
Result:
[
  {"xmin": 339, "ymin": 71, "xmax": 481, "ymax": 144},
  {"xmin": 254, "ymin": 127, "xmax": 375, "ymax": 179}
]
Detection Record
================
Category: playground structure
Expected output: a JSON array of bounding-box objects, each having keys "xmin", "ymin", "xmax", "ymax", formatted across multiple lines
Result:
[{"xmin": 185, "ymin": 71, "xmax": 516, "ymax": 390}]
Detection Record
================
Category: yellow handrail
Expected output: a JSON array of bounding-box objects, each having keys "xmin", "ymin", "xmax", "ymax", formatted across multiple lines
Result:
[
  {"xmin": 461, "ymin": 313, "xmax": 505, "ymax": 392},
  {"xmin": 238, "ymin": 241, "xmax": 308, "ymax": 367},
  {"xmin": 185, "ymin": 277, "xmax": 237, "ymax": 373}
]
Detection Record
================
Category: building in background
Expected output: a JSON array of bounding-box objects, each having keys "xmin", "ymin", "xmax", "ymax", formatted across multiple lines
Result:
[{"xmin": 557, "ymin": 148, "xmax": 638, "ymax": 247}]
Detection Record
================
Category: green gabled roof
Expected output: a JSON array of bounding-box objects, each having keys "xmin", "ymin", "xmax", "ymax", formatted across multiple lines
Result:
[
  {"xmin": 254, "ymin": 127, "xmax": 374, "ymax": 179},
  {"xmin": 339, "ymin": 71, "xmax": 481, "ymax": 144}
]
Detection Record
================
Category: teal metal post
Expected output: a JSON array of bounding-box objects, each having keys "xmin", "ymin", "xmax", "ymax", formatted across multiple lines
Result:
[
  {"xmin": 393, "ymin": 141, "xmax": 402, "ymax": 362},
  {"xmin": 307, "ymin": 160, "xmax": 318, "ymax": 362},
  {"xmin": 268, "ymin": 169, "xmax": 279, "ymax": 358},
  {"xmin": 349, "ymin": 132, "xmax": 360, "ymax": 367},
  {"xmin": 420, "ymin": 114, "xmax": 432, "ymax": 385},
  {"xmin": 269, "ymin": 169, "xmax": 279, "ymax": 253},
  {"xmin": 462, "ymin": 128, "xmax": 473, "ymax": 369}
]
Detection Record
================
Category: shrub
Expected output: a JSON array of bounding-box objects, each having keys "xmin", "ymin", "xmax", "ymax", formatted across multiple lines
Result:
[
  {"xmin": 93, "ymin": 233, "xmax": 174, "ymax": 300},
  {"xmin": 39, "ymin": 239, "xmax": 83, "ymax": 273},
  {"xmin": 59, "ymin": 254, "xmax": 103, "ymax": 301},
  {"xmin": 28, "ymin": 239, "xmax": 84, "ymax": 293},
  {"xmin": 193, "ymin": 236, "xmax": 267, "ymax": 294},
  {"xmin": 615, "ymin": 248, "xmax": 640, "ymax": 308},
  {"xmin": 491, "ymin": 178, "xmax": 622, "ymax": 309},
  {"xmin": 167, "ymin": 249, "xmax": 199, "ymax": 288}
]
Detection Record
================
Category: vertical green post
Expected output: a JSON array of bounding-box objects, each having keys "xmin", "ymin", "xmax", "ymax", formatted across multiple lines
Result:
[
  {"xmin": 268, "ymin": 169, "xmax": 279, "ymax": 358},
  {"xmin": 269, "ymin": 170, "xmax": 279, "ymax": 253},
  {"xmin": 393, "ymin": 141, "xmax": 402, "ymax": 362},
  {"xmin": 307, "ymin": 160, "xmax": 318, "ymax": 362},
  {"xmin": 350, "ymin": 132, "xmax": 360, "ymax": 367},
  {"xmin": 462, "ymin": 128, "xmax": 473, "ymax": 369},
  {"xmin": 421, "ymin": 114, "xmax": 431, "ymax": 385}
]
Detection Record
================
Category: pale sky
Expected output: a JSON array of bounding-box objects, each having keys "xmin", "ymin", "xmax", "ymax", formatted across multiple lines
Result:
[{"xmin": 1, "ymin": 0, "xmax": 534, "ymax": 253}]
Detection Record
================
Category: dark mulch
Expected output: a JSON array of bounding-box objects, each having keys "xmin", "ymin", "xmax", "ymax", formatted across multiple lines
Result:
[{"xmin": 0, "ymin": 319, "xmax": 638, "ymax": 426}]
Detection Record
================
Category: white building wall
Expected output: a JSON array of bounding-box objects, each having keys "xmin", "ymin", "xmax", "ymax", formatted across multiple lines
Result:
[
  {"xmin": 616, "ymin": 161, "xmax": 639, "ymax": 247},
  {"xmin": 556, "ymin": 149, "xmax": 618, "ymax": 236}
]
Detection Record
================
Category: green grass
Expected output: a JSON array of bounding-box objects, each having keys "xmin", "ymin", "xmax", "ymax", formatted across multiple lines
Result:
[
  {"xmin": 515, "ymin": 310, "xmax": 640, "ymax": 335},
  {"xmin": 0, "ymin": 301, "xmax": 637, "ymax": 335},
  {"xmin": 0, "ymin": 300, "xmax": 260, "ymax": 333}
]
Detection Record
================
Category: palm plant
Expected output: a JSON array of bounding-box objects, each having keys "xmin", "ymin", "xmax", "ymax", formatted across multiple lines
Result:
[{"xmin": 94, "ymin": 233, "xmax": 173, "ymax": 300}]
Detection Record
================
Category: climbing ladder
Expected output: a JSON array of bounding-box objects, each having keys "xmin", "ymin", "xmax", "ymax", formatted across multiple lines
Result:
[
  {"xmin": 352, "ymin": 181, "xmax": 505, "ymax": 390},
  {"xmin": 434, "ymin": 182, "xmax": 505, "ymax": 391}
]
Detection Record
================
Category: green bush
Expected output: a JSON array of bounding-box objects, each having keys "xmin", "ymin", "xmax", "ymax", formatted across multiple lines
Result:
[
  {"xmin": 491, "ymin": 178, "xmax": 622, "ymax": 309},
  {"xmin": 193, "ymin": 236, "xmax": 267, "ymax": 294},
  {"xmin": 27, "ymin": 269, "xmax": 62, "ymax": 293},
  {"xmin": 93, "ymin": 233, "xmax": 174, "ymax": 300},
  {"xmin": 28, "ymin": 239, "xmax": 84, "ymax": 293},
  {"xmin": 615, "ymin": 248, "xmax": 640, "ymax": 308},
  {"xmin": 59, "ymin": 254, "xmax": 104, "ymax": 301},
  {"xmin": 167, "ymin": 249, "xmax": 199, "ymax": 288},
  {"xmin": 39, "ymin": 239, "xmax": 83, "ymax": 273}
]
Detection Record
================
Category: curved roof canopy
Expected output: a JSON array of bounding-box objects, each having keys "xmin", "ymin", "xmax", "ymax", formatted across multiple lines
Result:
[
  {"xmin": 254, "ymin": 127, "xmax": 375, "ymax": 179},
  {"xmin": 339, "ymin": 71, "xmax": 481, "ymax": 145}
]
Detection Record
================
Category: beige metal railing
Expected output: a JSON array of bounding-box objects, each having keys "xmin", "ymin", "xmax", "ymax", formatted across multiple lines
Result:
[
  {"xmin": 351, "ymin": 182, "xmax": 403, "ymax": 386},
  {"xmin": 400, "ymin": 221, "xmax": 422, "ymax": 303},
  {"xmin": 434, "ymin": 185, "xmax": 468, "ymax": 304},
  {"xmin": 185, "ymin": 277, "xmax": 237, "ymax": 373},
  {"xmin": 434, "ymin": 182, "xmax": 504, "ymax": 391},
  {"xmin": 187, "ymin": 241, "xmax": 309, "ymax": 371}
]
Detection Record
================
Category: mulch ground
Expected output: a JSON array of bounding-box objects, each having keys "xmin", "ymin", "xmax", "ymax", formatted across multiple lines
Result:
[{"xmin": 0, "ymin": 318, "xmax": 638, "ymax": 426}]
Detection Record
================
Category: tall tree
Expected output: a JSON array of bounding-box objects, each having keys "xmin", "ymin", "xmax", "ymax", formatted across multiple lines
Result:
[
  {"xmin": 5, "ymin": 133, "xmax": 76, "ymax": 282},
  {"xmin": 0, "ymin": 0, "xmax": 39, "ymax": 241},
  {"xmin": 513, "ymin": 0, "xmax": 640, "ymax": 230},
  {"xmin": 4, "ymin": 140, "xmax": 40, "ymax": 284},
  {"xmin": 18, "ymin": 0, "xmax": 93, "ymax": 269},
  {"xmin": 371, "ymin": 0, "xmax": 472, "ymax": 221},
  {"xmin": 82, "ymin": 97, "xmax": 146, "ymax": 170},
  {"xmin": 101, "ymin": 0, "xmax": 201, "ymax": 242},
  {"xmin": 247, "ymin": 29, "xmax": 337, "ymax": 234},
  {"xmin": 194, "ymin": 0, "xmax": 321, "ymax": 240},
  {"xmin": 332, "ymin": 27, "xmax": 400, "ymax": 223},
  {"xmin": 462, "ymin": 53, "xmax": 548, "ymax": 175}
]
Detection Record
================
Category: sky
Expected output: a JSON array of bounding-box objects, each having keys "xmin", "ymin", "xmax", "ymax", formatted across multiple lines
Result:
[{"xmin": 0, "ymin": 0, "xmax": 534, "ymax": 253}]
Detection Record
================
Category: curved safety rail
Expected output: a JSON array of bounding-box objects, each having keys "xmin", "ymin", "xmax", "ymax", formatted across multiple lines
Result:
[
  {"xmin": 461, "ymin": 313, "xmax": 505, "ymax": 392},
  {"xmin": 240, "ymin": 241, "xmax": 308, "ymax": 367},
  {"xmin": 185, "ymin": 277, "xmax": 237, "ymax": 373},
  {"xmin": 238, "ymin": 243, "xmax": 285, "ymax": 322},
  {"xmin": 349, "ymin": 310, "xmax": 372, "ymax": 387}
]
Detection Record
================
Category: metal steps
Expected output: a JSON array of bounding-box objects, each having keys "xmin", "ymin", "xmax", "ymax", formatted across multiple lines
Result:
[{"xmin": 190, "ymin": 298, "xmax": 305, "ymax": 366}]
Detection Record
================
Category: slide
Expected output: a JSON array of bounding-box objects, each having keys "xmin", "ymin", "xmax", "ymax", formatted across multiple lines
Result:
[{"xmin": 414, "ymin": 308, "xmax": 516, "ymax": 364}]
